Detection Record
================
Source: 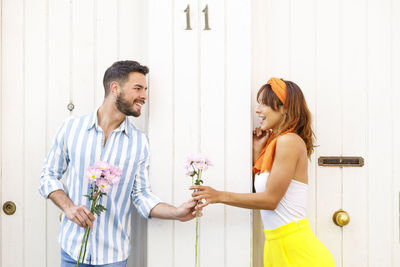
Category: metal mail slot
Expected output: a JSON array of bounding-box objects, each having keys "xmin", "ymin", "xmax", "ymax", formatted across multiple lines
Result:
[{"xmin": 318, "ymin": 156, "xmax": 364, "ymax": 167}]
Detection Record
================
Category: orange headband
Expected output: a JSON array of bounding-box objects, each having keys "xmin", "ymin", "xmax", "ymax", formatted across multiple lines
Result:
[{"xmin": 267, "ymin": 78, "xmax": 287, "ymax": 108}]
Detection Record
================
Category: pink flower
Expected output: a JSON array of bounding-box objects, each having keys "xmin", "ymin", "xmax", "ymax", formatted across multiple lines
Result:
[
  {"xmin": 194, "ymin": 161, "xmax": 208, "ymax": 171},
  {"xmin": 96, "ymin": 178, "xmax": 111, "ymax": 193},
  {"xmin": 185, "ymin": 154, "xmax": 213, "ymax": 172},
  {"xmin": 110, "ymin": 175, "xmax": 121, "ymax": 185},
  {"xmin": 94, "ymin": 161, "xmax": 110, "ymax": 171},
  {"xmin": 205, "ymin": 158, "xmax": 213, "ymax": 167},
  {"xmin": 184, "ymin": 154, "xmax": 213, "ymax": 266},
  {"xmin": 110, "ymin": 165, "xmax": 122, "ymax": 177},
  {"xmin": 103, "ymin": 165, "xmax": 122, "ymax": 185},
  {"xmin": 102, "ymin": 168, "xmax": 111, "ymax": 178},
  {"xmin": 84, "ymin": 167, "xmax": 102, "ymax": 183},
  {"xmin": 106, "ymin": 173, "xmax": 121, "ymax": 185},
  {"xmin": 185, "ymin": 155, "xmax": 195, "ymax": 169}
]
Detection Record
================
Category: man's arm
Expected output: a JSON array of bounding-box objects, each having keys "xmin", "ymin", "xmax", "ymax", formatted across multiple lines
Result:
[
  {"xmin": 132, "ymin": 134, "xmax": 200, "ymax": 221},
  {"xmin": 39, "ymin": 118, "xmax": 94, "ymax": 228},
  {"xmin": 149, "ymin": 200, "xmax": 201, "ymax": 222},
  {"xmin": 49, "ymin": 190, "xmax": 95, "ymax": 228},
  {"xmin": 38, "ymin": 120, "xmax": 69, "ymax": 199}
]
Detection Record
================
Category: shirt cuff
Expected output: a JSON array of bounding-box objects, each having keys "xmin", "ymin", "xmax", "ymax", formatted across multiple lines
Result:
[
  {"xmin": 38, "ymin": 178, "xmax": 65, "ymax": 199},
  {"xmin": 133, "ymin": 192, "xmax": 162, "ymax": 219}
]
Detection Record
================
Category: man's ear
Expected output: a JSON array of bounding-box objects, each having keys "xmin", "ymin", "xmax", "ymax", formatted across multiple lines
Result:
[{"xmin": 109, "ymin": 81, "xmax": 120, "ymax": 96}]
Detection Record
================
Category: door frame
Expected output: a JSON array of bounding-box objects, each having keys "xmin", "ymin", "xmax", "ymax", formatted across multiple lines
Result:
[{"xmin": 0, "ymin": 0, "xmax": 3, "ymax": 264}]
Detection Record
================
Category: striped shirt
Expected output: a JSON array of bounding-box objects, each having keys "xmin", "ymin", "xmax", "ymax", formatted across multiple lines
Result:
[{"xmin": 38, "ymin": 110, "xmax": 161, "ymax": 264}]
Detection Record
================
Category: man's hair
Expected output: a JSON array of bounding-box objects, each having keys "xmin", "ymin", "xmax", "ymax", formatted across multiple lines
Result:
[{"xmin": 103, "ymin": 60, "xmax": 149, "ymax": 97}]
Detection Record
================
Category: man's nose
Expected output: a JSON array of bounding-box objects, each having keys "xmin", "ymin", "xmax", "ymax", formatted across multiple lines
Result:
[{"xmin": 141, "ymin": 90, "xmax": 148, "ymax": 100}]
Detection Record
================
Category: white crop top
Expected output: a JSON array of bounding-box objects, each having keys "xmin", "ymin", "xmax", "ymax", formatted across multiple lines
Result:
[{"xmin": 254, "ymin": 172, "xmax": 308, "ymax": 230}]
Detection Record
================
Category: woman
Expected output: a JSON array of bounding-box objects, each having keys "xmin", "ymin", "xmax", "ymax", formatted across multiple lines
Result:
[{"xmin": 191, "ymin": 78, "xmax": 336, "ymax": 266}]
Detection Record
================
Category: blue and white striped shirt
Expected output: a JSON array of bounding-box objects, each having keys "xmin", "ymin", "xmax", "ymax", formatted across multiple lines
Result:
[{"xmin": 39, "ymin": 110, "xmax": 161, "ymax": 264}]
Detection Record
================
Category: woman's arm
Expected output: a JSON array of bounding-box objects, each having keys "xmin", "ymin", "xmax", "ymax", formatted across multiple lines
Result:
[{"xmin": 192, "ymin": 134, "xmax": 301, "ymax": 210}]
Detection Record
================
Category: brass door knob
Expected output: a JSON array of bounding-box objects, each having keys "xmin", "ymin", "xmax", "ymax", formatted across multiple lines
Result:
[
  {"xmin": 333, "ymin": 209, "xmax": 350, "ymax": 227},
  {"xmin": 3, "ymin": 201, "xmax": 16, "ymax": 215}
]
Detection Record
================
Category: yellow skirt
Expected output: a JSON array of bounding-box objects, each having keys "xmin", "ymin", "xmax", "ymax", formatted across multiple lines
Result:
[{"xmin": 263, "ymin": 219, "xmax": 336, "ymax": 267}]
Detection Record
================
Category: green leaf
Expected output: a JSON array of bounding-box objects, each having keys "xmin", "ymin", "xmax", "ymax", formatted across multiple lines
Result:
[{"xmin": 93, "ymin": 204, "xmax": 107, "ymax": 217}]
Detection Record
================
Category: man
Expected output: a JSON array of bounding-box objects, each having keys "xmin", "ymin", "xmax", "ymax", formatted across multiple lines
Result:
[{"xmin": 39, "ymin": 60, "xmax": 199, "ymax": 267}]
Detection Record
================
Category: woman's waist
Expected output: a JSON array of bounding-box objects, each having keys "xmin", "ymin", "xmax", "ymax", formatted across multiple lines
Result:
[
  {"xmin": 263, "ymin": 218, "xmax": 311, "ymax": 240},
  {"xmin": 259, "ymin": 202, "xmax": 308, "ymax": 230}
]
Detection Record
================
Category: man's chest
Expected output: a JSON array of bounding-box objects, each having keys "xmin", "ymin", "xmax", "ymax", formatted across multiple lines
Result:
[{"xmin": 65, "ymin": 129, "xmax": 141, "ymax": 180}]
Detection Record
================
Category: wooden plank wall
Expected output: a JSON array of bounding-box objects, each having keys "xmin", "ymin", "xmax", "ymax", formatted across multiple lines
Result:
[
  {"xmin": 1, "ymin": 0, "xmax": 399, "ymax": 266},
  {"xmin": 252, "ymin": 0, "xmax": 399, "ymax": 266},
  {"xmin": 147, "ymin": 1, "xmax": 252, "ymax": 267},
  {"xmin": 1, "ymin": 1, "xmax": 149, "ymax": 266}
]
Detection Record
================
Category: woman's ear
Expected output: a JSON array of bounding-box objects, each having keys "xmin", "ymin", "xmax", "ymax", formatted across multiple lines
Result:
[{"xmin": 279, "ymin": 105, "xmax": 286, "ymax": 116}]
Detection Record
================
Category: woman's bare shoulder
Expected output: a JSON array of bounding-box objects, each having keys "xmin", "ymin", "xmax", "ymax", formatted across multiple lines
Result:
[{"xmin": 276, "ymin": 133, "xmax": 306, "ymax": 153}]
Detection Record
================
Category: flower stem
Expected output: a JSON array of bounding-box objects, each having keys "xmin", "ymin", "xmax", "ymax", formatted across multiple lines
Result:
[
  {"xmin": 194, "ymin": 169, "xmax": 201, "ymax": 267},
  {"xmin": 76, "ymin": 187, "xmax": 100, "ymax": 267},
  {"xmin": 195, "ymin": 210, "xmax": 199, "ymax": 267},
  {"xmin": 82, "ymin": 228, "xmax": 91, "ymax": 261},
  {"xmin": 76, "ymin": 226, "xmax": 90, "ymax": 267}
]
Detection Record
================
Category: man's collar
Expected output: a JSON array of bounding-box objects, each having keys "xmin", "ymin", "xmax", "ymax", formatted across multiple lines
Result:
[
  {"xmin": 87, "ymin": 110, "xmax": 97, "ymax": 130},
  {"xmin": 115, "ymin": 117, "xmax": 131, "ymax": 137},
  {"xmin": 87, "ymin": 110, "xmax": 131, "ymax": 137}
]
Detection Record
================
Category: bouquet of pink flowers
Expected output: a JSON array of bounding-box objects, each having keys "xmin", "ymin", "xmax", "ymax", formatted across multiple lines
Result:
[
  {"xmin": 76, "ymin": 161, "xmax": 122, "ymax": 267},
  {"xmin": 185, "ymin": 154, "xmax": 213, "ymax": 267}
]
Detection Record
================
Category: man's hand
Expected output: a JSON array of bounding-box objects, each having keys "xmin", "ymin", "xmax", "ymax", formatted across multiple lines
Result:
[
  {"xmin": 149, "ymin": 200, "xmax": 203, "ymax": 221},
  {"xmin": 48, "ymin": 189, "xmax": 95, "ymax": 228},
  {"xmin": 175, "ymin": 199, "xmax": 203, "ymax": 222},
  {"xmin": 65, "ymin": 204, "xmax": 96, "ymax": 229}
]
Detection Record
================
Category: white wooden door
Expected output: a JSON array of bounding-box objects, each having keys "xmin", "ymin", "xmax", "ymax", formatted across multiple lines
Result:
[
  {"xmin": 252, "ymin": 0, "xmax": 400, "ymax": 266},
  {"xmin": 2, "ymin": 1, "xmax": 400, "ymax": 267},
  {"xmin": 1, "ymin": 1, "xmax": 150, "ymax": 266},
  {"xmin": 147, "ymin": 1, "xmax": 252, "ymax": 266}
]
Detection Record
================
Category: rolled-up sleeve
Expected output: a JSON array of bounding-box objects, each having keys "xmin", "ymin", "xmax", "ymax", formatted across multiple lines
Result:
[
  {"xmin": 38, "ymin": 119, "xmax": 69, "ymax": 198},
  {"xmin": 131, "ymin": 137, "xmax": 161, "ymax": 219}
]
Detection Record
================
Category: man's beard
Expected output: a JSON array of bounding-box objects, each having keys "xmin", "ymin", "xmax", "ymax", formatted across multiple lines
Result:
[{"xmin": 116, "ymin": 92, "xmax": 141, "ymax": 117}]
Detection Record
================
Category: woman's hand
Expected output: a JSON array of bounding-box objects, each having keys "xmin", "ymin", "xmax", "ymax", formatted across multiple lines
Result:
[
  {"xmin": 190, "ymin": 185, "xmax": 221, "ymax": 209},
  {"xmin": 253, "ymin": 127, "xmax": 270, "ymax": 162}
]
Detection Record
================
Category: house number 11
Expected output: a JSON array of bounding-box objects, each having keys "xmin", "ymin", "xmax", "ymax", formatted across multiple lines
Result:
[{"xmin": 184, "ymin": 4, "xmax": 211, "ymax": 30}]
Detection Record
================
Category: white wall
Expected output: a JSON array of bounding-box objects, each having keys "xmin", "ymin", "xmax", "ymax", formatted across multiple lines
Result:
[
  {"xmin": 252, "ymin": 0, "xmax": 400, "ymax": 266},
  {"xmin": 1, "ymin": 0, "xmax": 400, "ymax": 266},
  {"xmin": 1, "ymin": 0, "xmax": 150, "ymax": 266},
  {"xmin": 146, "ymin": 1, "xmax": 252, "ymax": 266}
]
